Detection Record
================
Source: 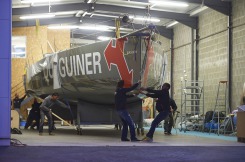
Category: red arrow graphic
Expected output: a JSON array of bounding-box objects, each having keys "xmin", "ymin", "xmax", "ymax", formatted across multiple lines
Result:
[
  {"xmin": 104, "ymin": 38, "xmax": 133, "ymax": 87},
  {"xmin": 142, "ymin": 40, "xmax": 154, "ymax": 87}
]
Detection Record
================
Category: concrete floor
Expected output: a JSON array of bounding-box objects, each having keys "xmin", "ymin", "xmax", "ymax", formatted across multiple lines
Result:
[{"xmin": 11, "ymin": 125, "xmax": 245, "ymax": 147}]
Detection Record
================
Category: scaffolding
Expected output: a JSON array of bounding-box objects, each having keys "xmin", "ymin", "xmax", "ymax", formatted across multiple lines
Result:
[{"xmin": 180, "ymin": 80, "xmax": 205, "ymax": 132}]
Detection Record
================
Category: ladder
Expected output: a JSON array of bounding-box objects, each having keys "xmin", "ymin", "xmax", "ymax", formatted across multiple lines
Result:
[{"xmin": 209, "ymin": 81, "xmax": 233, "ymax": 135}]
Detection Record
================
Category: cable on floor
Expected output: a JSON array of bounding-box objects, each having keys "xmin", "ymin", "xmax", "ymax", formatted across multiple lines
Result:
[{"xmin": 10, "ymin": 138, "xmax": 27, "ymax": 147}]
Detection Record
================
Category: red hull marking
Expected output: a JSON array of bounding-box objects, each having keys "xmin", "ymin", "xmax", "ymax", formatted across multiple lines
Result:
[{"xmin": 104, "ymin": 38, "xmax": 133, "ymax": 87}]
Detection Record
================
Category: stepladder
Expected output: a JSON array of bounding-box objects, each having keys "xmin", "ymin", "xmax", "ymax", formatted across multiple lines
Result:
[{"xmin": 209, "ymin": 81, "xmax": 234, "ymax": 135}]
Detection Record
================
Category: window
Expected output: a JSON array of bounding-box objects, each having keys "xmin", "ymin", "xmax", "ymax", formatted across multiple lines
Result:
[{"xmin": 12, "ymin": 36, "xmax": 26, "ymax": 58}]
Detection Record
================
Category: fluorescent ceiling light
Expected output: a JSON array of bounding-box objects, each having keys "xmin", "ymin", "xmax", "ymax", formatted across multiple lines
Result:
[
  {"xmin": 87, "ymin": 0, "xmax": 94, "ymax": 3},
  {"xmin": 149, "ymin": 0, "xmax": 189, "ymax": 7},
  {"xmin": 166, "ymin": 21, "xmax": 178, "ymax": 28},
  {"xmin": 97, "ymin": 36, "xmax": 111, "ymax": 41},
  {"xmin": 20, "ymin": 14, "xmax": 55, "ymax": 19},
  {"xmin": 55, "ymin": 11, "xmax": 77, "ymax": 16},
  {"xmin": 78, "ymin": 26, "xmax": 110, "ymax": 31},
  {"xmin": 21, "ymin": 0, "xmax": 60, "ymax": 3},
  {"xmin": 48, "ymin": 25, "xmax": 78, "ymax": 29},
  {"xmin": 92, "ymin": 13, "xmax": 118, "ymax": 18},
  {"xmin": 190, "ymin": 6, "xmax": 209, "ymax": 16},
  {"xmin": 129, "ymin": 16, "xmax": 160, "ymax": 22},
  {"xmin": 48, "ymin": 25, "xmax": 110, "ymax": 31}
]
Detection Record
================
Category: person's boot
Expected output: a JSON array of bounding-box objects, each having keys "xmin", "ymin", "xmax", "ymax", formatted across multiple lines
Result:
[
  {"xmin": 131, "ymin": 138, "xmax": 141, "ymax": 142},
  {"xmin": 141, "ymin": 136, "xmax": 153, "ymax": 142},
  {"xmin": 141, "ymin": 128, "xmax": 145, "ymax": 135}
]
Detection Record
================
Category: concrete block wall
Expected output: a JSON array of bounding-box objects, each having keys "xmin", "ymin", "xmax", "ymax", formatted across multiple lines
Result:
[
  {"xmin": 169, "ymin": 0, "xmax": 245, "ymax": 114},
  {"xmin": 232, "ymin": 0, "xmax": 245, "ymax": 108},
  {"xmin": 172, "ymin": 24, "xmax": 192, "ymax": 108},
  {"xmin": 198, "ymin": 9, "xmax": 228, "ymax": 112},
  {"xmin": 157, "ymin": 35, "xmax": 171, "ymax": 88}
]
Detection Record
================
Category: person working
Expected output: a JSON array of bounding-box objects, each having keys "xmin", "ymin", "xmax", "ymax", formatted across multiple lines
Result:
[
  {"xmin": 24, "ymin": 98, "xmax": 41, "ymax": 130},
  {"xmin": 39, "ymin": 93, "xmax": 68, "ymax": 135},
  {"xmin": 164, "ymin": 98, "xmax": 177, "ymax": 135},
  {"xmin": 115, "ymin": 80, "xmax": 141, "ymax": 142},
  {"xmin": 140, "ymin": 83, "xmax": 171, "ymax": 142},
  {"xmin": 13, "ymin": 93, "xmax": 26, "ymax": 120}
]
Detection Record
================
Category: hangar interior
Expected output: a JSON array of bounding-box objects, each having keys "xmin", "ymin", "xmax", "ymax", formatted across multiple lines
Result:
[{"xmin": 1, "ymin": 0, "xmax": 245, "ymax": 153}]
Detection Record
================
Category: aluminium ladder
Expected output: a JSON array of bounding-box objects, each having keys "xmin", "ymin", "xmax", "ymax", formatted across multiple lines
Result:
[{"xmin": 209, "ymin": 81, "xmax": 233, "ymax": 135}]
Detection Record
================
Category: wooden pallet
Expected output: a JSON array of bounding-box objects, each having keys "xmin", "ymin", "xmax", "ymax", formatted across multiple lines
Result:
[
  {"xmin": 237, "ymin": 137, "xmax": 245, "ymax": 143},
  {"xmin": 11, "ymin": 110, "xmax": 19, "ymax": 128}
]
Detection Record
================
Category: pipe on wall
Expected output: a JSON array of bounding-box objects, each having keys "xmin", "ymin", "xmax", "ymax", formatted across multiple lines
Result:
[
  {"xmin": 170, "ymin": 39, "xmax": 174, "ymax": 98},
  {"xmin": 227, "ymin": 7, "xmax": 232, "ymax": 112}
]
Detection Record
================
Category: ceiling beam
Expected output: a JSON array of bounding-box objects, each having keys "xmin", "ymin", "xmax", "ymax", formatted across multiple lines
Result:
[
  {"xmin": 71, "ymin": 32, "xmax": 118, "ymax": 40},
  {"xmin": 12, "ymin": 2, "xmax": 197, "ymax": 29},
  {"xmin": 13, "ymin": 16, "xmax": 173, "ymax": 39},
  {"xmin": 12, "ymin": 3, "xmax": 88, "ymax": 15},
  {"xmin": 12, "ymin": 17, "xmax": 81, "ymax": 27},
  {"xmin": 173, "ymin": 0, "xmax": 231, "ymax": 15},
  {"xmin": 93, "ymin": 3, "xmax": 197, "ymax": 29},
  {"xmin": 128, "ymin": 0, "xmax": 149, "ymax": 3}
]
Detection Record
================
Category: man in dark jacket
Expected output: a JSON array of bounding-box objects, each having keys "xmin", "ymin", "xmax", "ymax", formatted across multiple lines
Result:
[
  {"xmin": 13, "ymin": 93, "xmax": 26, "ymax": 119},
  {"xmin": 164, "ymin": 98, "xmax": 177, "ymax": 135},
  {"xmin": 39, "ymin": 93, "xmax": 68, "ymax": 135},
  {"xmin": 141, "ymin": 83, "xmax": 171, "ymax": 142},
  {"xmin": 24, "ymin": 98, "xmax": 41, "ymax": 130},
  {"xmin": 115, "ymin": 80, "xmax": 141, "ymax": 142}
]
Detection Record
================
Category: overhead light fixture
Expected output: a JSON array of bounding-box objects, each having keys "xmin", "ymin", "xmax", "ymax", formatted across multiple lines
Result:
[
  {"xmin": 20, "ymin": 14, "xmax": 55, "ymax": 19},
  {"xmin": 78, "ymin": 25, "xmax": 110, "ymax": 31},
  {"xmin": 86, "ymin": 0, "xmax": 94, "ymax": 3},
  {"xmin": 149, "ymin": 0, "xmax": 189, "ymax": 7},
  {"xmin": 48, "ymin": 25, "xmax": 78, "ymax": 29},
  {"xmin": 166, "ymin": 21, "xmax": 178, "ymax": 28},
  {"xmin": 92, "ymin": 13, "xmax": 118, "ymax": 18},
  {"xmin": 21, "ymin": 0, "xmax": 60, "ymax": 3},
  {"xmin": 97, "ymin": 36, "xmax": 111, "ymax": 41},
  {"xmin": 190, "ymin": 6, "xmax": 209, "ymax": 16},
  {"xmin": 48, "ymin": 25, "xmax": 110, "ymax": 31},
  {"xmin": 129, "ymin": 16, "xmax": 160, "ymax": 23}
]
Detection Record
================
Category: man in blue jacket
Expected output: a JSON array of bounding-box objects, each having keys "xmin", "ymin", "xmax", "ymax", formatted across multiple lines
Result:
[
  {"xmin": 141, "ymin": 83, "xmax": 171, "ymax": 142},
  {"xmin": 115, "ymin": 80, "xmax": 141, "ymax": 142},
  {"xmin": 39, "ymin": 93, "xmax": 68, "ymax": 135}
]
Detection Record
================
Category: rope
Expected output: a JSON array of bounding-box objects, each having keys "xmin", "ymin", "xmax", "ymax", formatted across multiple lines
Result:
[{"xmin": 11, "ymin": 138, "xmax": 27, "ymax": 147}]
